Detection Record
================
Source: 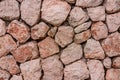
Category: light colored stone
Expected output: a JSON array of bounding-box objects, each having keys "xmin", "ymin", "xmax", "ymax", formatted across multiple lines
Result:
[
  {"xmin": 102, "ymin": 32, "xmax": 120, "ymax": 57},
  {"xmin": 41, "ymin": 0, "xmax": 71, "ymax": 26},
  {"xmin": 38, "ymin": 37, "xmax": 59, "ymax": 58},
  {"xmin": 0, "ymin": 55, "xmax": 20, "ymax": 75},
  {"xmin": 68, "ymin": 7, "xmax": 89, "ymax": 27},
  {"xmin": 112, "ymin": 57, "xmax": 120, "ymax": 68},
  {"xmin": 87, "ymin": 6, "xmax": 105, "ymax": 21},
  {"xmin": 91, "ymin": 21, "xmax": 108, "ymax": 40},
  {"xmin": 65, "ymin": 0, "xmax": 75, "ymax": 4},
  {"xmin": 60, "ymin": 43, "xmax": 83, "ymax": 65},
  {"xmin": 10, "ymin": 75, "xmax": 23, "ymax": 80},
  {"xmin": 74, "ymin": 30, "xmax": 91, "ymax": 44},
  {"xmin": 87, "ymin": 60, "xmax": 105, "ymax": 80},
  {"xmin": 20, "ymin": 58, "xmax": 41, "ymax": 80},
  {"xmin": 84, "ymin": 38, "xmax": 105, "ymax": 59},
  {"xmin": 55, "ymin": 26, "xmax": 74, "ymax": 47},
  {"xmin": 0, "ymin": 0, "xmax": 20, "ymax": 21},
  {"xmin": 0, "ymin": 68, "xmax": 10, "ymax": 80},
  {"xmin": 21, "ymin": 0, "xmax": 41, "ymax": 26},
  {"xmin": 103, "ymin": 57, "xmax": 112, "ymax": 68},
  {"xmin": 0, "ymin": 19, "xmax": 6, "ymax": 36},
  {"xmin": 0, "ymin": 34, "xmax": 17, "ymax": 57},
  {"xmin": 48, "ymin": 27, "xmax": 57, "ymax": 37},
  {"xmin": 106, "ymin": 12, "xmax": 120, "ymax": 32},
  {"xmin": 74, "ymin": 21, "xmax": 91, "ymax": 33},
  {"xmin": 7, "ymin": 20, "xmax": 30, "ymax": 43},
  {"xmin": 12, "ymin": 41, "xmax": 39, "ymax": 63},
  {"xmin": 42, "ymin": 55, "xmax": 63, "ymax": 80},
  {"xmin": 64, "ymin": 60, "xmax": 89, "ymax": 80},
  {"xmin": 31, "ymin": 22, "xmax": 49, "ymax": 40},
  {"xmin": 76, "ymin": 0, "xmax": 103, "ymax": 7}
]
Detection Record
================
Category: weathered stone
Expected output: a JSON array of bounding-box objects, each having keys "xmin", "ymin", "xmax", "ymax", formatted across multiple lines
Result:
[
  {"xmin": 68, "ymin": 7, "xmax": 89, "ymax": 27},
  {"xmin": 84, "ymin": 38, "xmax": 105, "ymax": 59},
  {"xmin": 55, "ymin": 26, "xmax": 74, "ymax": 47},
  {"xmin": 10, "ymin": 75, "xmax": 23, "ymax": 80},
  {"xmin": 0, "ymin": 68, "xmax": 10, "ymax": 80},
  {"xmin": 0, "ymin": 55, "xmax": 20, "ymax": 75},
  {"xmin": 91, "ymin": 21, "xmax": 108, "ymax": 40},
  {"xmin": 65, "ymin": 0, "xmax": 75, "ymax": 4},
  {"xmin": 87, "ymin": 6, "xmax": 105, "ymax": 21},
  {"xmin": 21, "ymin": 0, "xmax": 41, "ymax": 26},
  {"xmin": 41, "ymin": 0, "xmax": 71, "ymax": 26},
  {"xmin": 74, "ymin": 30, "xmax": 91, "ymax": 43},
  {"xmin": 103, "ymin": 57, "xmax": 111, "ymax": 69},
  {"xmin": 112, "ymin": 57, "xmax": 120, "ymax": 68},
  {"xmin": 87, "ymin": 60, "xmax": 105, "ymax": 80},
  {"xmin": 0, "ymin": 19, "xmax": 6, "ymax": 36},
  {"xmin": 31, "ymin": 22, "xmax": 49, "ymax": 40},
  {"xmin": 20, "ymin": 58, "xmax": 41, "ymax": 80},
  {"xmin": 0, "ymin": 0, "xmax": 20, "ymax": 21},
  {"xmin": 60, "ymin": 43, "xmax": 83, "ymax": 65},
  {"xmin": 64, "ymin": 60, "xmax": 89, "ymax": 80},
  {"xmin": 42, "ymin": 55, "xmax": 63, "ymax": 80},
  {"xmin": 38, "ymin": 37, "xmax": 59, "ymax": 58},
  {"xmin": 48, "ymin": 27, "xmax": 57, "ymax": 37},
  {"xmin": 17, "ymin": 0, "xmax": 23, "ymax": 3},
  {"xmin": 102, "ymin": 32, "xmax": 120, "ymax": 57}
]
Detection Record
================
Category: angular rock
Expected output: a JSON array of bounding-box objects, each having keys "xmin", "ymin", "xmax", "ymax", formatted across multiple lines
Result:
[
  {"xmin": 60, "ymin": 43, "xmax": 83, "ymax": 65},
  {"xmin": 0, "ymin": 68, "xmax": 10, "ymax": 80},
  {"xmin": 84, "ymin": 38, "xmax": 105, "ymax": 59},
  {"xmin": 31, "ymin": 22, "xmax": 49, "ymax": 40},
  {"xmin": 48, "ymin": 27, "xmax": 57, "ymax": 37},
  {"xmin": 38, "ymin": 37, "xmax": 59, "ymax": 58},
  {"xmin": 21, "ymin": 0, "xmax": 42, "ymax": 26},
  {"xmin": 0, "ymin": 34, "xmax": 17, "ymax": 57},
  {"xmin": 42, "ymin": 55, "xmax": 63, "ymax": 80},
  {"xmin": 112, "ymin": 57, "xmax": 120, "ymax": 68},
  {"xmin": 20, "ymin": 58, "xmax": 41, "ymax": 80},
  {"xmin": 74, "ymin": 30, "xmax": 91, "ymax": 44},
  {"xmin": 41, "ymin": 0, "xmax": 71, "ymax": 26},
  {"xmin": 10, "ymin": 75, "xmax": 23, "ymax": 80},
  {"xmin": 7, "ymin": 20, "xmax": 30, "ymax": 43},
  {"xmin": 68, "ymin": 7, "xmax": 89, "ymax": 27},
  {"xmin": 102, "ymin": 32, "xmax": 120, "ymax": 57},
  {"xmin": 91, "ymin": 21, "xmax": 108, "ymax": 40},
  {"xmin": 74, "ymin": 21, "xmax": 91, "ymax": 33},
  {"xmin": 87, "ymin": 6, "xmax": 105, "ymax": 21},
  {"xmin": 65, "ymin": 0, "xmax": 75, "ymax": 4},
  {"xmin": 55, "ymin": 26, "xmax": 74, "ymax": 47},
  {"xmin": 0, "ymin": 19, "xmax": 6, "ymax": 36},
  {"xmin": 0, "ymin": 0, "xmax": 20, "ymax": 21},
  {"xmin": 87, "ymin": 60, "xmax": 105, "ymax": 80},
  {"xmin": 103, "ymin": 57, "xmax": 112, "ymax": 69},
  {"xmin": 64, "ymin": 60, "xmax": 89, "ymax": 80},
  {"xmin": 12, "ymin": 41, "xmax": 39, "ymax": 63},
  {"xmin": 0, "ymin": 55, "xmax": 20, "ymax": 75}
]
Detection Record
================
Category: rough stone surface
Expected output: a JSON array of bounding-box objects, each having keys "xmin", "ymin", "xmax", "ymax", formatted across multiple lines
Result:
[
  {"xmin": 10, "ymin": 75, "xmax": 23, "ymax": 80},
  {"xmin": 91, "ymin": 21, "xmax": 108, "ymax": 40},
  {"xmin": 7, "ymin": 20, "xmax": 30, "ymax": 43},
  {"xmin": 87, "ymin": 60, "xmax": 105, "ymax": 80},
  {"xmin": 42, "ymin": 55, "xmax": 63, "ymax": 80},
  {"xmin": 68, "ymin": 7, "xmax": 89, "ymax": 27},
  {"xmin": 103, "ymin": 57, "xmax": 112, "ymax": 69},
  {"xmin": 0, "ymin": 19, "xmax": 6, "ymax": 36},
  {"xmin": 38, "ymin": 37, "xmax": 59, "ymax": 58},
  {"xmin": 48, "ymin": 27, "xmax": 57, "ymax": 37},
  {"xmin": 21, "ymin": 0, "xmax": 41, "ymax": 26},
  {"xmin": 55, "ymin": 26, "xmax": 74, "ymax": 47},
  {"xmin": 84, "ymin": 38, "xmax": 105, "ymax": 59},
  {"xmin": 64, "ymin": 60, "xmax": 89, "ymax": 80},
  {"xmin": 0, "ymin": 68, "xmax": 10, "ymax": 80},
  {"xmin": 65, "ymin": 0, "xmax": 75, "ymax": 4},
  {"xmin": 41, "ymin": 0, "xmax": 71, "ymax": 26},
  {"xmin": 112, "ymin": 57, "xmax": 120, "ymax": 68}
]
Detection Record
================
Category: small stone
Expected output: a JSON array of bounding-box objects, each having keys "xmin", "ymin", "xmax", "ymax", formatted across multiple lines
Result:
[
  {"xmin": 0, "ymin": 55, "xmax": 20, "ymax": 75},
  {"xmin": 0, "ymin": 0, "xmax": 20, "ymax": 21},
  {"xmin": 60, "ymin": 43, "xmax": 83, "ymax": 65},
  {"xmin": 21, "ymin": 0, "xmax": 42, "ymax": 26},
  {"xmin": 84, "ymin": 38, "xmax": 105, "ymax": 59},
  {"xmin": 55, "ymin": 26, "xmax": 74, "ymax": 47},
  {"xmin": 106, "ymin": 12, "xmax": 120, "ymax": 32},
  {"xmin": 0, "ymin": 68, "xmax": 10, "ymax": 80},
  {"xmin": 48, "ymin": 27, "xmax": 57, "ymax": 37},
  {"xmin": 64, "ymin": 60, "xmax": 89, "ymax": 80},
  {"xmin": 31, "ymin": 22, "xmax": 49, "ymax": 40},
  {"xmin": 65, "ymin": 0, "xmax": 75, "ymax": 4},
  {"xmin": 103, "ymin": 57, "xmax": 112, "ymax": 69},
  {"xmin": 76, "ymin": 0, "xmax": 103, "ymax": 7},
  {"xmin": 10, "ymin": 75, "xmax": 23, "ymax": 80},
  {"xmin": 0, "ymin": 34, "xmax": 17, "ymax": 57},
  {"xmin": 12, "ymin": 41, "xmax": 39, "ymax": 63},
  {"xmin": 42, "ymin": 55, "xmax": 63, "ymax": 80},
  {"xmin": 74, "ymin": 21, "xmax": 91, "ymax": 33},
  {"xmin": 112, "ymin": 57, "xmax": 120, "ymax": 68},
  {"xmin": 68, "ymin": 7, "xmax": 89, "ymax": 27},
  {"xmin": 102, "ymin": 32, "xmax": 120, "ymax": 57},
  {"xmin": 87, "ymin": 60, "xmax": 105, "ymax": 80},
  {"xmin": 38, "ymin": 37, "xmax": 59, "ymax": 58},
  {"xmin": 87, "ymin": 6, "xmax": 105, "ymax": 21},
  {"xmin": 7, "ymin": 20, "xmax": 30, "ymax": 43},
  {"xmin": 20, "ymin": 58, "xmax": 41, "ymax": 80},
  {"xmin": 91, "ymin": 21, "xmax": 108, "ymax": 40},
  {"xmin": 0, "ymin": 19, "xmax": 6, "ymax": 36},
  {"xmin": 74, "ymin": 30, "xmax": 91, "ymax": 44},
  {"xmin": 106, "ymin": 69, "xmax": 120, "ymax": 80},
  {"xmin": 41, "ymin": 0, "xmax": 71, "ymax": 26}
]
